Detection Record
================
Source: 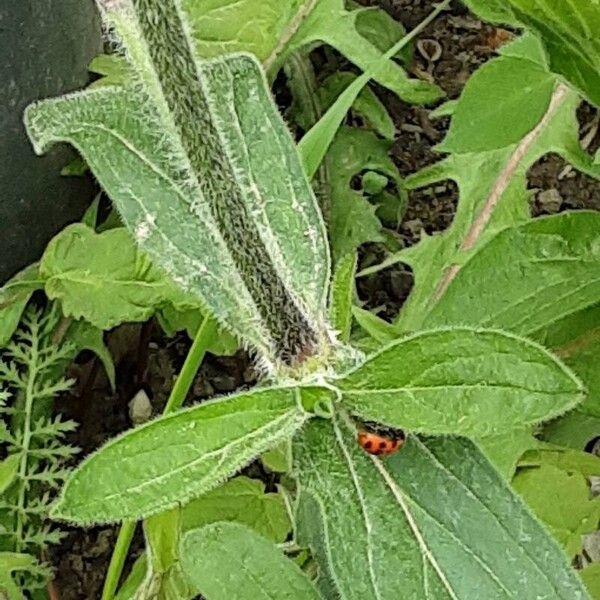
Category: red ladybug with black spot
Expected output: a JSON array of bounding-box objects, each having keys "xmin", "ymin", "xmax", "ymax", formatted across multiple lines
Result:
[{"xmin": 357, "ymin": 421, "xmax": 405, "ymax": 456}]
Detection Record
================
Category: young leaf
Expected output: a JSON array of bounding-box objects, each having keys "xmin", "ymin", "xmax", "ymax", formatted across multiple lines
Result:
[
  {"xmin": 25, "ymin": 0, "xmax": 330, "ymax": 369},
  {"xmin": 294, "ymin": 417, "xmax": 590, "ymax": 599},
  {"xmin": 40, "ymin": 224, "xmax": 194, "ymax": 330},
  {"xmin": 438, "ymin": 56, "xmax": 555, "ymax": 153},
  {"xmin": 180, "ymin": 476, "xmax": 291, "ymax": 543},
  {"xmin": 507, "ymin": 0, "xmax": 600, "ymax": 107},
  {"xmin": 51, "ymin": 386, "xmax": 308, "ymax": 524},
  {"xmin": 0, "ymin": 264, "xmax": 42, "ymax": 347},
  {"xmin": 425, "ymin": 212, "xmax": 600, "ymax": 336},
  {"xmin": 181, "ymin": 522, "xmax": 322, "ymax": 600},
  {"xmin": 0, "ymin": 454, "xmax": 20, "ymax": 495},
  {"xmin": 513, "ymin": 465, "xmax": 600, "ymax": 558},
  {"xmin": 335, "ymin": 328, "xmax": 584, "ymax": 437},
  {"xmin": 0, "ymin": 552, "xmax": 50, "ymax": 600}
]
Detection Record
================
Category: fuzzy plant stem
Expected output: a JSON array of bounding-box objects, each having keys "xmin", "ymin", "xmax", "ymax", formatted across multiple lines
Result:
[{"xmin": 101, "ymin": 315, "xmax": 217, "ymax": 600}]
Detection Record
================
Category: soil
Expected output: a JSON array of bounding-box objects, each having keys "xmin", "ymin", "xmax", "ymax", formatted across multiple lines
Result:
[{"xmin": 48, "ymin": 0, "xmax": 600, "ymax": 597}]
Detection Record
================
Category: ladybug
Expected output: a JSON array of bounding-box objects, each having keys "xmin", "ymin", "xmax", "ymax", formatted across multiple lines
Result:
[{"xmin": 357, "ymin": 423, "xmax": 405, "ymax": 456}]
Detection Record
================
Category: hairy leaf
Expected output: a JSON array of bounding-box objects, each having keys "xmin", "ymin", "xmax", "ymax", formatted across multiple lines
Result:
[
  {"xmin": 438, "ymin": 56, "xmax": 555, "ymax": 152},
  {"xmin": 181, "ymin": 522, "xmax": 321, "ymax": 599},
  {"xmin": 180, "ymin": 476, "xmax": 291, "ymax": 543},
  {"xmin": 425, "ymin": 212, "xmax": 600, "ymax": 335},
  {"xmin": 329, "ymin": 253, "xmax": 357, "ymax": 344},
  {"xmin": 294, "ymin": 416, "xmax": 589, "ymax": 599},
  {"xmin": 40, "ymin": 224, "xmax": 193, "ymax": 330},
  {"xmin": 51, "ymin": 387, "xmax": 308, "ymax": 524},
  {"xmin": 335, "ymin": 328, "xmax": 584, "ymax": 437},
  {"xmin": 513, "ymin": 465, "xmax": 600, "ymax": 558},
  {"xmin": 26, "ymin": 0, "xmax": 330, "ymax": 369},
  {"xmin": 507, "ymin": 0, "xmax": 600, "ymax": 107}
]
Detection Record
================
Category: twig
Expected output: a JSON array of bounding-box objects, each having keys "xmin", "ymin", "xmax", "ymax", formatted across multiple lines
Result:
[{"xmin": 432, "ymin": 84, "xmax": 569, "ymax": 302}]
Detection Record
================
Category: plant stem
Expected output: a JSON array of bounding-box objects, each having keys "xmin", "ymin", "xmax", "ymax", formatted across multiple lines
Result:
[{"xmin": 101, "ymin": 315, "xmax": 217, "ymax": 600}]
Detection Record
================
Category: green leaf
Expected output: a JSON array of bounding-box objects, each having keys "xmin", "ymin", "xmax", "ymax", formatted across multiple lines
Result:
[
  {"xmin": 499, "ymin": 30, "xmax": 548, "ymax": 66},
  {"xmin": 66, "ymin": 320, "xmax": 116, "ymax": 390},
  {"xmin": 25, "ymin": 0, "xmax": 330, "ymax": 370},
  {"xmin": 513, "ymin": 465, "xmax": 600, "ymax": 558},
  {"xmin": 0, "ymin": 263, "xmax": 42, "ymax": 347},
  {"xmin": 438, "ymin": 56, "xmax": 555, "ymax": 153},
  {"xmin": 261, "ymin": 441, "xmax": 292, "ymax": 473},
  {"xmin": 425, "ymin": 212, "xmax": 600, "ymax": 336},
  {"xmin": 88, "ymin": 54, "xmax": 132, "ymax": 88},
  {"xmin": 181, "ymin": 522, "xmax": 321, "ymax": 600},
  {"xmin": 51, "ymin": 386, "xmax": 308, "ymax": 524},
  {"xmin": 459, "ymin": 0, "xmax": 518, "ymax": 24},
  {"xmin": 156, "ymin": 304, "xmax": 238, "ymax": 356},
  {"xmin": 317, "ymin": 72, "xmax": 395, "ymax": 140},
  {"xmin": 298, "ymin": 0, "xmax": 447, "ymax": 178},
  {"xmin": 288, "ymin": 0, "xmax": 440, "ymax": 104},
  {"xmin": 0, "ymin": 454, "xmax": 20, "ymax": 495},
  {"xmin": 507, "ymin": 0, "xmax": 600, "ymax": 107},
  {"xmin": 335, "ymin": 328, "xmax": 584, "ymax": 437},
  {"xmin": 353, "ymin": 6, "xmax": 411, "ymax": 64},
  {"xmin": 543, "ymin": 411, "xmax": 600, "ymax": 451},
  {"xmin": 384, "ymin": 88, "xmax": 600, "ymax": 332},
  {"xmin": 581, "ymin": 564, "xmax": 600, "ymax": 600},
  {"xmin": 519, "ymin": 447, "xmax": 600, "ymax": 478},
  {"xmin": 40, "ymin": 224, "xmax": 194, "ymax": 330},
  {"xmin": 0, "ymin": 552, "xmax": 48, "ymax": 600},
  {"xmin": 180, "ymin": 476, "xmax": 291, "ymax": 543},
  {"xmin": 351, "ymin": 306, "xmax": 397, "ymax": 344},
  {"xmin": 328, "ymin": 252, "xmax": 357, "ymax": 344},
  {"xmin": 476, "ymin": 428, "xmax": 540, "ymax": 480},
  {"xmin": 294, "ymin": 416, "xmax": 590, "ymax": 599},
  {"xmin": 327, "ymin": 127, "xmax": 404, "ymax": 261}
]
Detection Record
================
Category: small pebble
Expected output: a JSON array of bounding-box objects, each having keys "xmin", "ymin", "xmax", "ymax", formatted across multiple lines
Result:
[{"xmin": 128, "ymin": 389, "xmax": 153, "ymax": 425}]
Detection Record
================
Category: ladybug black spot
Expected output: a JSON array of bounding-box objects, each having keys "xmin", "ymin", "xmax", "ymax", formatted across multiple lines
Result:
[
  {"xmin": 379, "ymin": 441, "xmax": 387, "ymax": 450},
  {"xmin": 364, "ymin": 440, "xmax": 373, "ymax": 450}
]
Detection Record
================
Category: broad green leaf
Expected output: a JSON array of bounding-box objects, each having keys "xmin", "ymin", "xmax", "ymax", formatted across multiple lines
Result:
[
  {"xmin": 66, "ymin": 320, "xmax": 116, "ymax": 390},
  {"xmin": 0, "ymin": 454, "xmax": 20, "ymax": 495},
  {"xmin": 371, "ymin": 88, "xmax": 600, "ymax": 332},
  {"xmin": 507, "ymin": 0, "xmax": 600, "ymax": 107},
  {"xmin": 40, "ymin": 224, "xmax": 194, "ymax": 330},
  {"xmin": 181, "ymin": 522, "xmax": 321, "ymax": 600},
  {"xmin": 181, "ymin": 476, "xmax": 291, "ymax": 543},
  {"xmin": 335, "ymin": 328, "xmax": 584, "ymax": 437},
  {"xmin": 294, "ymin": 416, "xmax": 590, "ymax": 599},
  {"xmin": 543, "ymin": 411, "xmax": 600, "ymax": 451},
  {"xmin": 425, "ymin": 212, "xmax": 600, "ymax": 335},
  {"xmin": 51, "ymin": 386, "xmax": 308, "ymax": 524},
  {"xmin": 459, "ymin": 0, "xmax": 518, "ymax": 24},
  {"xmin": 581, "ymin": 564, "xmax": 600, "ymax": 600},
  {"xmin": 438, "ymin": 56, "xmax": 555, "ymax": 153},
  {"xmin": 520, "ymin": 448, "xmax": 600, "ymax": 478},
  {"xmin": 25, "ymin": 0, "xmax": 330, "ymax": 370},
  {"xmin": 499, "ymin": 30, "xmax": 548, "ymax": 66},
  {"xmin": 353, "ymin": 5, "xmax": 411, "ymax": 64},
  {"xmin": 513, "ymin": 465, "xmax": 600, "ymax": 558},
  {"xmin": 476, "ymin": 428, "xmax": 540, "ymax": 480},
  {"xmin": 0, "ymin": 264, "xmax": 42, "ymax": 347},
  {"xmin": 541, "ymin": 307, "xmax": 600, "ymax": 450},
  {"xmin": 329, "ymin": 253, "xmax": 357, "ymax": 344}
]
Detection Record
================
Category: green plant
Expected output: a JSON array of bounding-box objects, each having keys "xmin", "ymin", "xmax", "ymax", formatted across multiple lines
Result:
[
  {"xmin": 0, "ymin": 0, "xmax": 595, "ymax": 597},
  {"xmin": 0, "ymin": 308, "xmax": 77, "ymax": 598}
]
